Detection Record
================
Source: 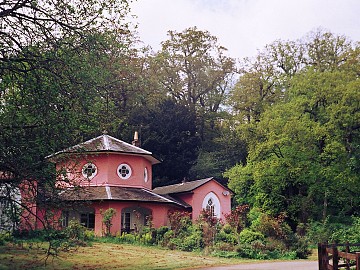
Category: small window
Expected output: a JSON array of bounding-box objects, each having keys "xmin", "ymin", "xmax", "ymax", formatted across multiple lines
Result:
[
  {"xmin": 144, "ymin": 167, "xmax": 148, "ymax": 183},
  {"xmin": 117, "ymin": 164, "xmax": 132, "ymax": 179},
  {"xmin": 206, "ymin": 198, "xmax": 215, "ymax": 217},
  {"xmin": 61, "ymin": 211, "xmax": 69, "ymax": 227},
  {"xmin": 122, "ymin": 212, "xmax": 131, "ymax": 233},
  {"xmin": 82, "ymin": 163, "xmax": 97, "ymax": 179},
  {"xmin": 80, "ymin": 213, "xmax": 95, "ymax": 229}
]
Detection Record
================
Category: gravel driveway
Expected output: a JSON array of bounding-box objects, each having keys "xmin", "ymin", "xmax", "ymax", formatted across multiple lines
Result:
[{"xmin": 195, "ymin": 260, "xmax": 318, "ymax": 270}]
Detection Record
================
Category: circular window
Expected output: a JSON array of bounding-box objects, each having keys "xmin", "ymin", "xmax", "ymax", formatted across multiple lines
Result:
[
  {"xmin": 82, "ymin": 163, "xmax": 97, "ymax": 179},
  {"xmin": 117, "ymin": 164, "xmax": 132, "ymax": 179},
  {"xmin": 144, "ymin": 167, "xmax": 148, "ymax": 183}
]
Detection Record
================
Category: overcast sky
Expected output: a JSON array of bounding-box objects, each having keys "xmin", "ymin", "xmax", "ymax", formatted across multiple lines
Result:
[{"xmin": 130, "ymin": 0, "xmax": 360, "ymax": 59}]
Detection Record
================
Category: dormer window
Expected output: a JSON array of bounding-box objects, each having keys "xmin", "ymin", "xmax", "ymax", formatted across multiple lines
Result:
[
  {"xmin": 117, "ymin": 164, "xmax": 132, "ymax": 179},
  {"xmin": 82, "ymin": 163, "xmax": 97, "ymax": 180}
]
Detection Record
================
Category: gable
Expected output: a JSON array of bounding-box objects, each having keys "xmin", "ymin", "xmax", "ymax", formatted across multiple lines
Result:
[{"xmin": 153, "ymin": 177, "xmax": 232, "ymax": 195}]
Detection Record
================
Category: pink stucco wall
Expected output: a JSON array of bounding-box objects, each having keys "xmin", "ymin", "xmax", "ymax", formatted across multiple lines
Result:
[
  {"xmin": 177, "ymin": 180, "xmax": 231, "ymax": 222},
  {"xmin": 56, "ymin": 153, "xmax": 153, "ymax": 189},
  {"xmin": 90, "ymin": 201, "xmax": 184, "ymax": 236}
]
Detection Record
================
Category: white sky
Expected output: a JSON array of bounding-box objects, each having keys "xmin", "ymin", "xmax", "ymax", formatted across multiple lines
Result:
[{"xmin": 130, "ymin": 0, "xmax": 360, "ymax": 59}]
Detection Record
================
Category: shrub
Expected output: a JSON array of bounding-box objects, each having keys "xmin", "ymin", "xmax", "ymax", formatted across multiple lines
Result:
[
  {"xmin": 168, "ymin": 211, "xmax": 192, "ymax": 237},
  {"xmin": 116, "ymin": 232, "xmax": 136, "ymax": 244},
  {"xmin": 224, "ymin": 205, "xmax": 250, "ymax": 234},
  {"xmin": 0, "ymin": 232, "xmax": 12, "ymax": 245},
  {"xmin": 197, "ymin": 209, "xmax": 221, "ymax": 247},
  {"xmin": 251, "ymin": 212, "xmax": 289, "ymax": 240},
  {"xmin": 332, "ymin": 217, "xmax": 360, "ymax": 243},
  {"xmin": 239, "ymin": 229, "xmax": 265, "ymax": 244},
  {"xmin": 217, "ymin": 229, "xmax": 238, "ymax": 245},
  {"xmin": 214, "ymin": 242, "xmax": 235, "ymax": 252},
  {"xmin": 65, "ymin": 220, "xmax": 87, "ymax": 242},
  {"xmin": 155, "ymin": 226, "xmax": 169, "ymax": 244},
  {"xmin": 305, "ymin": 219, "xmax": 343, "ymax": 245},
  {"xmin": 100, "ymin": 208, "xmax": 116, "ymax": 236},
  {"xmin": 178, "ymin": 234, "xmax": 202, "ymax": 251}
]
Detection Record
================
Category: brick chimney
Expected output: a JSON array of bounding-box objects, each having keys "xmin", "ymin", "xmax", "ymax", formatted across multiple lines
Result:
[{"xmin": 132, "ymin": 131, "xmax": 140, "ymax": 147}]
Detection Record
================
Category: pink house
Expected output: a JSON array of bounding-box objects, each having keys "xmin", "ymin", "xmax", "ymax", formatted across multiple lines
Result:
[{"xmin": 41, "ymin": 133, "xmax": 232, "ymax": 235}]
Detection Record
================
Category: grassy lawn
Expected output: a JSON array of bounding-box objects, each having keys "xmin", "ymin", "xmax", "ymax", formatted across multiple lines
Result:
[{"xmin": 0, "ymin": 242, "xmax": 253, "ymax": 270}]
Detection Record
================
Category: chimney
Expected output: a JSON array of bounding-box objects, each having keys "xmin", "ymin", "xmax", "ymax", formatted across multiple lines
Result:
[{"xmin": 132, "ymin": 131, "xmax": 140, "ymax": 147}]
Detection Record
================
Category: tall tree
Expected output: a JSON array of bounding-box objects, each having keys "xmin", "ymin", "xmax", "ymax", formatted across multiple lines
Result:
[
  {"xmin": 128, "ymin": 99, "xmax": 201, "ymax": 187},
  {"xmin": 152, "ymin": 27, "xmax": 236, "ymax": 139},
  {"xmin": 0, "ymin": 0, "xmax": 135, "ymax": 230},
  {"xmin": 226, "ymin": 34, "xmax": 360, "ymax": 226}
]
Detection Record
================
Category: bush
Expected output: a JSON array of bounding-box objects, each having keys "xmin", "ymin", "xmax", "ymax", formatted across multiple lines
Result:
[
  {"xmin": 306, "ymin": 219, "xmax": 344, "ymax": 245},
  {"xmin": 116, "ymin": 232, "xmax": 136, "ymax": 244},
  {"xmin": 155, "ymin": 226, "xmax": 169, "ymax": 245},
  {"xmin": 239, "ymin": 229, "xmax": 265, "ymax": 244},
  {"xmin": 65, "ymin": 220, "xmax": 87, "ymax": 242},
  {"xmin": 0, "ymin": 232, "xmax": 12, "ymax": 245},
  {"xmin": 180, "ymin": 228, "xmax": 203, "ymax": 251},
  {"xmin": 329, "ymin": 217, "xmax": 360, "ymax": 243},
  {"xmin": 217, "ymin": 229, "xmax": 238, "ymax": 245}
]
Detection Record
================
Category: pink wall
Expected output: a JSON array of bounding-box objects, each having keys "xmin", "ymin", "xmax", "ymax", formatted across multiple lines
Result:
[
  {"xmin": 177, "ymin": 180, "xmax": 231, "ymax": 222},
  {"xmin": 90, "ymin": 201, "xmax": 184, "ymax": 236},
  {"xmin": 56, "ymin": 153, "xmax": 153, "ymax": 189}
]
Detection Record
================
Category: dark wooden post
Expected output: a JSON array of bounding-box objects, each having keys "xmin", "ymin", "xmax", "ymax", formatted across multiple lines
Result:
[
  {"xmin": 345, "ymin": 242, "xmax": 350, "ymax": 270},
  {"xmin": 318, "ymin": 243, "xmax": 323, "ymax": 270},
  {"xmin": 356, "ymin": 252, "xmax": 360, "ymax": 270},
  {"xmin": 333, "ymin": 243, "xmax": 338, "ymax": 270}
]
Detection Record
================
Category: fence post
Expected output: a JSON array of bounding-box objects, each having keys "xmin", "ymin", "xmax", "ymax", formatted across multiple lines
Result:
[
  {"xmin": 356, "ymin": 252, "xmax": 360, "ymax": 270},
  {"xmin": 345, "ymin": 242, "xmax": 350, "ymax": 270},
  {"xmin": 333, "ymin": 243, "xmax": 338, "ymax": 270},
  {"xmin": 318, "ymin": 243, "xmax": 323, "ymax": 270}
]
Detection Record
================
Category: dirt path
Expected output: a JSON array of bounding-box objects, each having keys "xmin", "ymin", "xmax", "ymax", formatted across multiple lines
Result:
[{"xmin": 195, "ymin": 260, "xmax": 317, "ymax": 270}]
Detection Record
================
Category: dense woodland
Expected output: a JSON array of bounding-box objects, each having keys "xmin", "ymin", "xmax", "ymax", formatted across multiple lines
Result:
[{"xmin": 1, "ymin": 0, "xmax": 360, "ymax": 254}]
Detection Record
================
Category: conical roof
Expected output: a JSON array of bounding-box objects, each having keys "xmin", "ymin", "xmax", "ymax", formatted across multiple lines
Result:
[{"xmin": 47, "ymin": 134, "xmax": 160, "ymax": 164}]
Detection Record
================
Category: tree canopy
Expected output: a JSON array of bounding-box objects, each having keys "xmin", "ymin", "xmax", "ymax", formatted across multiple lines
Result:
[
  {"xmin": 226, "ymin": 31, "xmax": 360, "ymax": 226},
  {"xmin": 0, "ymin": 0, "xmax": 359, "ymax": 235}
]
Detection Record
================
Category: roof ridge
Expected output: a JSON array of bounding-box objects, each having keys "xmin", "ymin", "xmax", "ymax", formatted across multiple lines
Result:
[
  {"xmin": 154, "ymin": 177, "xmax": 213, "ymax": 189},
  {"xmin": 104, "ymin": 134, "xmax": 152, "ymax": 155}
]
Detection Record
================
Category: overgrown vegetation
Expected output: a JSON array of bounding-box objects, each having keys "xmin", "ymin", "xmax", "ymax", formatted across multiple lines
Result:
[
  {"xmin": 3, "ymin": 209, "xmax": 360, "ymax": 266},
  {"xmin": 92, "ymin": 209, "xmax": 311, "ymax": 260},
  {"xmin": 0, "ymin": 0, "xmax": 359, "ymax": 265}
]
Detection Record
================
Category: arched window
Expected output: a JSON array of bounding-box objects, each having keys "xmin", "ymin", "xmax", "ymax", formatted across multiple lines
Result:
[
  {"xmin": 206, "ymin": 198, "xmax": 215, "ymax": 217},
  {"xmin": 202, "ymin": 192, "xmax": 220, "ymax": 218}
]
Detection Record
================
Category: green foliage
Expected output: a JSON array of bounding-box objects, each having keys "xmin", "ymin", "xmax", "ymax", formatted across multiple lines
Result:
[
  {"xmin": 128, "ymin": 99, "xmax": 201, "ymax": 186},
  {"xmin": 0, "ymin": 232, "xmax": 13, "ymax": 246},
  {"xmin": 100, "ymin": 208, "xmax": 116, "ymax": 236},
  {"xmin": 167, "ymin": 210, "xmax": 192, "ymax": 237},
  {"xmin": 224, "ymin": 205, "xmax": 250, "ymax": 234},
  {"xmin": 116, "ymin": 232, "xmax": 137, "ymax": 244},
  {"xmin": 227, "ymin": 33, "xmax": 360, "ymax": 227},
  {"xmin": 239, "ymin": 229, "xmax": 265, "ymax": 244},
  {"xmin": 330, "ymin": 217, "xmax": 360, "ymax": 243}
]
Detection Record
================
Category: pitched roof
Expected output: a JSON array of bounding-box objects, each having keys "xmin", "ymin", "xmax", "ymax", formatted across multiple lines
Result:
[
  {"xmin": 153, "ymin": 177, "xmax": 217, "ymax": 195},
  {"xmin": 47, "ymin": 134, "xmax": 160, "ymax": 164},
  {"xmin": 58, "ymin": 186, "xmax": 190, "ymax": 208}
]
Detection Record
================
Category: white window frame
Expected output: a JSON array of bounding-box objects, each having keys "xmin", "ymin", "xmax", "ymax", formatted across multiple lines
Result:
[
  {"xmin": 202, "ymin": 192, "xmax": 220, "ymax": 218},
  {"xmin": 117, "ymin": 163, "xmax": 132, "ymax": 179},
  {"xmin": 82, "ymin": 163, "xmax": 97, "ymax": 180}
]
